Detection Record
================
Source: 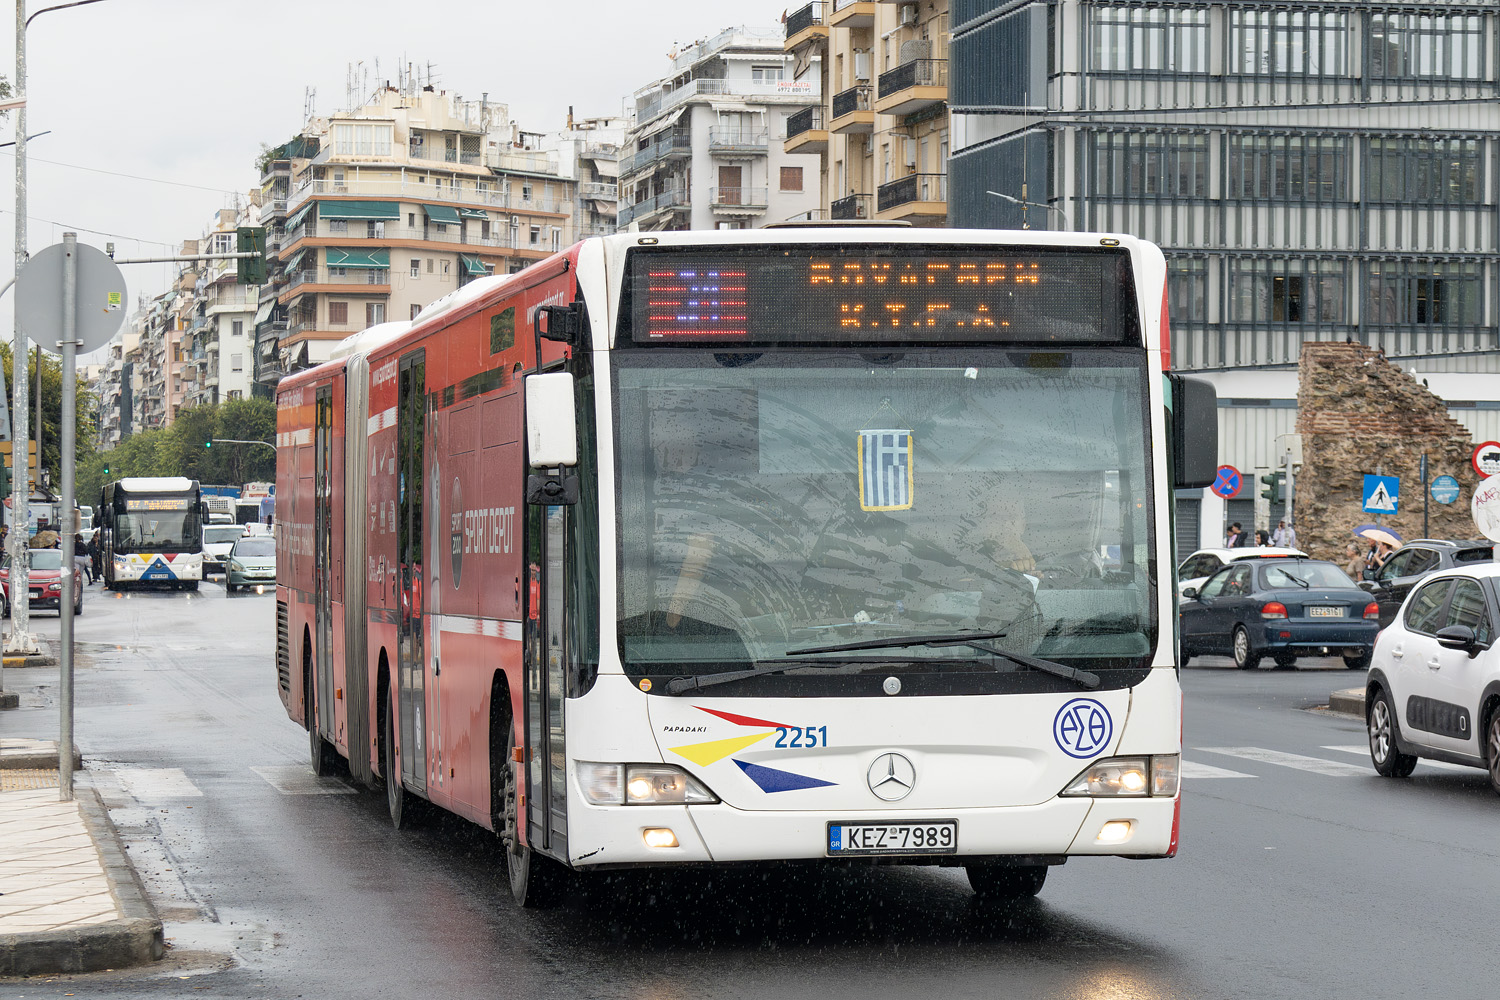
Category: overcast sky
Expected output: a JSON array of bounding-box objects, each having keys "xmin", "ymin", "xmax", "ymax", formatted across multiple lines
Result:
[{"xmin": 0, "ymin": 0, "xmax": 785, "ymax": 360}]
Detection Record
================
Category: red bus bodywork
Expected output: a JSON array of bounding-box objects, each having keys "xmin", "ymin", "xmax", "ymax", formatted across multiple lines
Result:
[{"xmin": 276, "ymin": 248, "xmax": 576, "ymax": 834}]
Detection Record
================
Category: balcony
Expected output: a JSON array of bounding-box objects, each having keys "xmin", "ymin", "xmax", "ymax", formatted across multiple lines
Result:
[
  {"xmin": 876, "ymin": 172, "xmax": 948, "ymax": 222},
  {"xmin": 785, "ymin": 106, "xmax": 829, "ymax": 154},
  {"xmin": 829, "ymin": 0, "xmax": 874, "ymax": 29},
  {"xmin": 578, "ymin": 181, "xmax": 618, "ymax": 201},
  {"xmin": 709, "ymin": 187, "xmax": 768, "ymax": 213},
  {"xmin": 286, "ymin": 177, "xmax": 571, "ymax": 216},
  {"xmin": 709, "ymin": 128, "xmax": 770, "ymax": 155},
  {"xmin": 622, "ymin": 128, "xmax": 694, "ymax": 177},
  {"xmin": 830, "ymin": 85, "xmax": 875, "ymax": 133},
  {"xmin": 619, "ymin": 189, "xmax": 691, "ymax": 228},
  {"xmin": 635, "ymin": 77, "xmax": 820, "ymax": 126},
  {"xmin": 831, "ymin": 193, "xmax": 872, "ymax": 220},
  {"xmin": 875, "ymin": 59, "xmax": 948, "ymax": 116},
  {"xmin": 785, "ymin": 2, "xmax": 828, "ymax": 52}
]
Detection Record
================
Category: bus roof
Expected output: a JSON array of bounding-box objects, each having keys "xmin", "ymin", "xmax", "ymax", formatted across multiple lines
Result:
[{"xmin": 115, "ymin": 477, "xmax": 196, "ymax": 492}]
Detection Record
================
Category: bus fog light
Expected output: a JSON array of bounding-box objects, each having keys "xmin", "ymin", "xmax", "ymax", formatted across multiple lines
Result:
[
  {"xmin": 577, "ymin": 762, "xmax": 625, "ymax": 805},
  {"xmin": 1151, "ymin": 755, "xmax": 1180, "ymax": 797},
  {"xmin": 1096, "ymin": 820, "xmax": 1132, "ymax": 844},
  {"xmin": 1061, "ymin": 757, "xmax": 1151, "ymax": 797},
  {"xmin": 623, "ymin": 764, "xmax": 717, "ymax": 805},
  {"xmin": 642, "ymin": 828, "xmax": 679, "ymax": 848}
]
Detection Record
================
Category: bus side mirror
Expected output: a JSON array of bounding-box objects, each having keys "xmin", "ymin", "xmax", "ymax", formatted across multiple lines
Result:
[
  {"xmin": 535, "ymin": 303, "xmax": 587, "ymax": 345},
  {"xmin": 1170, "ymin": 374, "xmax": 1218, "ymax": 489},
  {"xmin": 525, "ymin": 372, "xmax": 580, "ymax": 506}
]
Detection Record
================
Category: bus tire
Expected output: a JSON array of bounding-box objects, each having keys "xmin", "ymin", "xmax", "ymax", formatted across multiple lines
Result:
[
  {"xmin": 501, "ymin": 722, "xmax": 567, "ymax": 909},
  {"xmin": 307, "ymin": 657, "xmax": 337, "ymax": 778},
  {"xmin": 967, "ymin": 863, "xmax": 1047, "ymax": 899},
  {"xmin": 382, "ymin": 697, "xmax": 414, "ymax": 829},
  {"xmin": 185, "ymin": 581, "xmax": 198, "ymax": 592}
]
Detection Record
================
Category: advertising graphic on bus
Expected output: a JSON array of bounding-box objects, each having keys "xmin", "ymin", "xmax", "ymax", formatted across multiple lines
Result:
[
  {"xmin": 275, "ymin": 229, "xmax": 1217, "ymax": 907},
  {"xmin": 98, "ymin": 477, "xmax": 206, "ymax": 590}
]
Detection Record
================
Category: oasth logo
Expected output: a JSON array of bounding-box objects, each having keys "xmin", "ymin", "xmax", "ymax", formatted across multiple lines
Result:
[{"xmin": 1053, "ymin": 698, "xmax": 1113, "ymax": 759}]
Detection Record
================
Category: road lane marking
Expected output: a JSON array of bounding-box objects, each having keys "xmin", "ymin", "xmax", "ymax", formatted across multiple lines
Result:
[
  {"xmin": 113, "ymin": 767, "xmax": 204, "ymax": 798},
  {"xmin": 1180, "ymin": 760, "xmax": 1256, "ymax": 779},
  {"xmin": 1322, "ymin": 745, "xmax": 1476, "ymax": 773},
  {"xmin": 250, "ymin": 765, "xmax": 359, "ymax": 795},
  {"xmin": 1197, "ymin": 747, "xmax": 1370, "ymax": 777}
]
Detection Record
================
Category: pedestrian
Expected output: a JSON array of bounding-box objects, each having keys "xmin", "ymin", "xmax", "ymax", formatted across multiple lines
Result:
[
  {"xmin": 73, "ymin": 534, "xmax": 92, "ymax": 585},
  {"xmin": 1225, "ymin": 522, "xmax": 1244, "ymax": 548},
  {"xmin": 90, "ymin": 533, "xmax": 103, "ymax": 582},
  {"xmin": 1254, "ymin": 529, "xmax": 1270, "ymax": 546},
  {"xmin": 1344, "ymin": 542, "xmax": 1365, "ymax": 580},
  {"xmin": 1271, "ymin": 519, "xmax": 1297, "ymax": 548}
]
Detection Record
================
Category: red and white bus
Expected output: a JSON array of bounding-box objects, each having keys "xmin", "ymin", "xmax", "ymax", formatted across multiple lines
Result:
[{"xmin": 275, "ymin": 228, "xmax": 1217, "ymax": 906}]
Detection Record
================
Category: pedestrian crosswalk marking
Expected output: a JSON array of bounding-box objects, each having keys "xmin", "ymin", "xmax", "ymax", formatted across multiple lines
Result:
[
  {"xmin": 1322, "ymin": 745, "xmax": 1475, "ymax": 773},
  {"xmin": 113, "ymin": 767, "xmax": 203, "ymax": 798},
  {"xmin": 250, "ymin": 765, "xmax": 359, "ymax": 795},
  {"xmin": 1181, "ymin": 760, "xmax": 1256, "ymax": 779},
  {"xmin": 1198, "ymin": 746, "xmax": 1371, "ymax": 777}
]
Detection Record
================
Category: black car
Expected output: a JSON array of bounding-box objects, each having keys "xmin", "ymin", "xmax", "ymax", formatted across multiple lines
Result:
[
  {"xmin": 1180, "ymin": 558, "xmax": 1380, "ymax": 670},
  {"xmin": 1362, "ymin": 539, "xmax": 1496, "ymax": 627}
]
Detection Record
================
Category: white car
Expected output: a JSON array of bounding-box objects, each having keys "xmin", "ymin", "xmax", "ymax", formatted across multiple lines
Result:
[
  {"xmin": 1176, "ymin": 546, "xmax": 1308, "ymax": 602},
  {"xmin": 202, "ymin": 524, "xmax": 247, "ymax": 577},
  {"xmin": 1365, "ymin": 563, "xmax": 1500, "ymax": 793}
]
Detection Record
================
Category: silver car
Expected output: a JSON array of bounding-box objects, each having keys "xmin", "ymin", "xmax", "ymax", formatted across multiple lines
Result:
[{"xmin": 225, "ymin": 535, "xmax": 276, "ymax": 593}]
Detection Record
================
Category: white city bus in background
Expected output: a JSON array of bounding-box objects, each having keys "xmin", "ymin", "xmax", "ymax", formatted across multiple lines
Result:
[
  {"xmin": 278, "ymin": 227, "xmax": 1218, "ymax": 908},
  {"xmin": 98, "ymin": 477, "xmax": 206, "ymax": 590}
]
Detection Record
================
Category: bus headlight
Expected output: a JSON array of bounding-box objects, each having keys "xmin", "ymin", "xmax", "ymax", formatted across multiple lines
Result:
[
  {"xmin": 1060, "ymin": 755, "xmax": 1179, "ymax": 798},
  {"xmin": 577, "ymin": 762, "xmax": 718, "ymax": 805}
]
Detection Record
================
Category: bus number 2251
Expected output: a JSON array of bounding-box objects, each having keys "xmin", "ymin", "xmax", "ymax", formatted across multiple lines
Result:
[{"xmin": 774, "ymin": 726, "xmax": 829, "ymax": 748}]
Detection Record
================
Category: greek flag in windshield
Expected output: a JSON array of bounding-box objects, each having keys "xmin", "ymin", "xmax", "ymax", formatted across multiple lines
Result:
[{"xmin": 858, "ymin": 429, "xmax": 914, "ymax": 511}]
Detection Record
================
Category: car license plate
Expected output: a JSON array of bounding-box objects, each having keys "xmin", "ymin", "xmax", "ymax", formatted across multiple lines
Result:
[
  {"xmin": 1308, "ymin": 606, "xmax": 1344, "ymax": 617},
  {"xmin": 827, "ymin": 821, "xmax": 957, "ymax": 856}
]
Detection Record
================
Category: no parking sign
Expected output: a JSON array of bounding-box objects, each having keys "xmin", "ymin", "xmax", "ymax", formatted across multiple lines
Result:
[{"xmin": 1210, "ymin": 465, "xmax": 1241, "ymax": 499}]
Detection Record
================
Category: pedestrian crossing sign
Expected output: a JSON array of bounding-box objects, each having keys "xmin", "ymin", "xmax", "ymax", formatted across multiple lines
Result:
[{"xmin": 1363, "ymin": 474, "xmax": 1399, "ymax": 514}]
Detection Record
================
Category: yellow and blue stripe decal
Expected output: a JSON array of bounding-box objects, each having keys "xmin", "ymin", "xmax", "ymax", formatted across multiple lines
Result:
[{"xmin": 668, "ymin": 707, "xmax": 837, "ymax": 794}]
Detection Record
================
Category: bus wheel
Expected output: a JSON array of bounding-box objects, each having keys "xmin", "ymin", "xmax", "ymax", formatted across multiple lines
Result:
[
  {"xmin": 501, "ymin": 723, "xmax": 567, "ymax": 909},
  {"xmin": 308, "ymin": 670, "xmax": 337, "ymax": 778},
  {"xmin": 382, "ymin": 700, "xmax": 412, "ymax": 829},
  {"xmin": 185, "ymin": 581, "xmax": 198, "ymax": 592},
  {"xmin": 967, "ymin": 863, "xmax": 1047, "ymax": 899}
]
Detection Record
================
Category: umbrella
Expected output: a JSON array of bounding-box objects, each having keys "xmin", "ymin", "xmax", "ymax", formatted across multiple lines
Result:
[{"xmin": 1355, "ymin": 526, "xmax": 1402, "ymax": 548}]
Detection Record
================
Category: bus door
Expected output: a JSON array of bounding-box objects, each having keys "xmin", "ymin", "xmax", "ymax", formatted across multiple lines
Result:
[
  {"xmin": 313, "ymin": 387, "xmax": 335, "ymax": 738},
  {"xmin": 396, "ymin": 351, "xmax": 427, "ymax": 796},
  {"xmin": 524, "ymin": 502, "xmax": 568, "ymax": 859}
]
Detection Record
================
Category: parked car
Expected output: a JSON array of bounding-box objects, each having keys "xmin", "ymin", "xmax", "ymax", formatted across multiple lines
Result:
[
  {"xmin": 225, "ymin": 535, "xmax": 276, "ymax": 593},
  {"xmin": 0, "ymin": 548, "xmax": 84, "ymax": 617},
  {"xmin": 1365, "ymin": 564, "xmax": 1500, "ymax": 793},
  {"xmin": 202, "ymin": 524, "xmax": 247, "ymax": 577},
  {"xmin": 1360, "ymin": 538, "xmax": 1496, "ymax": 627},
  {"xmin": 1180, "ymin": 558, "xmax": 1378, "ymax": 670},
  {"xmin": 1176, "ymin": 547, "xmax": 1308, "ymax": 602}
]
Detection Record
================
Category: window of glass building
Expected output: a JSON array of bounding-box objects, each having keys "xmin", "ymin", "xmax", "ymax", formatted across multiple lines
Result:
[
  {"xmin": 1365, "ymin": 261, "xmax": 1482, "ymax": 328},
  {"xmin": 1369, "ymin": 14, "xmax": 1483, "ymax": 79},
  {"xmin": 1228, "ymin": 135, "xmax": 1350, "ymax": 200},
  {"xmin": 1092, "ymin": 6, "xmax": 1208, "ymax": 73},
  {"xmin": 1230, "ymin": 259, "xmax": 1348, "ymax": 324},
  {"xmin": 1091, "ymin": 132, "xmax": 1207, "ymax": 198},
  {"xmin": 1230, "ymin": 9, "xmax": 1348, "ymax": 75},
  {"xmin": 1168, "ymin": 257, "xmax": 1209, "ymax": 324},
  {"xmin": 1367, "ymin": 137, "xmax": 1480, "ymax": 205}
]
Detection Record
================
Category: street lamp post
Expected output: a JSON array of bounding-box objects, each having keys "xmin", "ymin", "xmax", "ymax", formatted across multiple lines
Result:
[
  {"xmin": 985, "ymin": 190, "xmax": 1071, "ymax": 231},
  {"xmin": 7, "ymin": 0, "xmax": 114, "ymax": 659}
]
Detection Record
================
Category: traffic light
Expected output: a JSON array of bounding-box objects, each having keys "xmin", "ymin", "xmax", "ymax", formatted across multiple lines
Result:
[
  {"xmin": 236, "ymin": 226, "xmax": 267, "ymax": 285},
  {"xmin": 1260, "ymin": 471, "xmax": 1285, "ymax": 504},
  {"xmin": 204, "ymin": 439, "xmax": 213, "ymax": 449}
]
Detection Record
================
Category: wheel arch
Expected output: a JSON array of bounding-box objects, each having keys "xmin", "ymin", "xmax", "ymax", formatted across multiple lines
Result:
[
  {"xmin": 1478, "ymin": 681, "xmax": 1500, "ymax": 763},
  {"xmin": 301, "ymin": 624, "xmax": 314, "ymax": 729},
  {"xmin": 489, "ymin": 669, "xmax": 514, "ymax": 833},
  {"xmin": 375, "ymin": 647, "xmax": 392, "ymax": 779}
]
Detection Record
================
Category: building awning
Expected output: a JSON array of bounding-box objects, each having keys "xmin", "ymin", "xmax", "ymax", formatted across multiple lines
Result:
[
  {"xmin": 458, "ymin": 207, "xmax": 488, "ymax": 219},
  {"xmin": 283, "ymin": 248, "xmax": 309, "ymax": 272},
  {"xmin": 459, "ymin": 255, "xmax": 490, "ymax": 276},
  {"xmin": 284, "ymin": 202, "xmax": 314, "ymax": 231},
  {"xmin": 318, "ymin": 200, "xmax": 400, "ymax": 220},
  {"xmin": 254, "ymin": 301, "xmax": 274, "ymax": 325},
  {"xmin": 326, "ymin": 248, "xmax": 391, "ymax": 269},
  {"xmin": 422, "ymin": 204, "xmax": 462, "ymax": 225}
]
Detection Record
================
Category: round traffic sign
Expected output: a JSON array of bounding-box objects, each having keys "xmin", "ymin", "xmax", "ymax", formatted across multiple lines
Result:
[
  {"xmin": 15, "ymin": 241, "xmax": 127, "ymax": 354},
  {"xmin": 1474, "ymin": 441, "xmax": 1500, "ymax": 479},
  {"xmin": 1430, "ymin": 475, "xmax": 1461, "ymax": 505},
  {"xmin": 1210, "ymin": 465, "xmax": 1241, "ymax": 499},
  {"xmin": 1473, "ymin": 474, "xmax": 1500, "ymax": 543}
]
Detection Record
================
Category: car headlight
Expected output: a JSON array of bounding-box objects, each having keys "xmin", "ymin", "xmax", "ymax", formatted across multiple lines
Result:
[
  {"xmin": 48, "ymin": 582, "xmax": 62, "ymax": 592},
  {"xmin": 1060, "ymin": 755, "xmax": 1179, "ymax": 798},
  {"xmin": 229, "ymin": 561, "xmax": 243, "ymax": 572},
  {"xmin": 577, "ymin": 762, "xmax": 718, "ymax": 805}
]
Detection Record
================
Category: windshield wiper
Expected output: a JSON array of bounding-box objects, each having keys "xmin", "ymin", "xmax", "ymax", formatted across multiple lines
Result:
[
  {"xmin": 664, "ymin": 660, "xmax": 850, "ymax": 695},
  {"xmin": 789, "ymin": 630, "xmax": 1101, "ymax": 690},
  {"xmin": 1278, "ymin": 572, "xmax": 1311, "ymax": 589}
]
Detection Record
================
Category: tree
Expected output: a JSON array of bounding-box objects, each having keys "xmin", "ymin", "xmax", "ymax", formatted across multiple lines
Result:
[
  {"xmin": 0, "ymin": 344, "xmax": 99, "ymax": 492},
  {"xmin": 77, "ymin": 398, "xmax": 276, "ymax": 502}
]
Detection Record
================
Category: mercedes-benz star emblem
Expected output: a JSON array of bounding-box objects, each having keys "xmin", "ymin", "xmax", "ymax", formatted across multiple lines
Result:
[{"xmin": 867, "ymin": 752, "xmax": 916, "ymax": 801}]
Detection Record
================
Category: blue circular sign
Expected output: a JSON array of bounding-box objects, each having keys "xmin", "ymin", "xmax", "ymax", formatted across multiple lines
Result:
[
  {"xmin": 1053, "ymin": 698, "xmax": 1114, "ymax": 759},
  {"xmin": 1211, "ymin": 465, "xmax": 1241, "ymax": 499},
  {"xmin": 1431, "ymin": 475, "xmax": 1461, "ymax": 505}
]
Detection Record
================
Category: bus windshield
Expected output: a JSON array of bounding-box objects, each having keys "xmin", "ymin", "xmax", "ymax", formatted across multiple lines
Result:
[
  {"xmin": 612, "ymin": 348, "xmax": 1155, "ymax": 691},
  {"xmin": 114, "ymin": 509, "xmax": 201, "ymax": 553}
]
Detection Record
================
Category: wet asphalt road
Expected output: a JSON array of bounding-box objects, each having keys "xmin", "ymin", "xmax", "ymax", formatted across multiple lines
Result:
[{"xmin": 2, "ymin": 584, "xmax": 1496, "ymax": 999}]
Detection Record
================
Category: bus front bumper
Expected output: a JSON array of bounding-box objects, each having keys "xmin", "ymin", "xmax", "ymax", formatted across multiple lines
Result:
[{"xmin": 560, "ymin": 795, "xmax": 1178, "ymax": 868}]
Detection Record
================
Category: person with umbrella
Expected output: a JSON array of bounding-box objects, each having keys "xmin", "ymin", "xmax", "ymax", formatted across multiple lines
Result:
[{"xmin": 1354, "ymin": 525, "xmax": 1402, "ymax": 579}]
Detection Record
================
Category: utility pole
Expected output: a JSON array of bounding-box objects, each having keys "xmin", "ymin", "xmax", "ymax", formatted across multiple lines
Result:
[{"xmin": 8, "ymin": 0, "xmax": 38, "ymax": 657}]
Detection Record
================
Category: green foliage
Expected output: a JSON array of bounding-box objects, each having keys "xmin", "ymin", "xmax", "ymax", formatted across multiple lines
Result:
[
  {"xmin": 0, "ymin": 344, "xmax": 98, "ymax": 489},
  {"xmin": 78, "ymin": 398, "xmax": 275, "ymax": 503}
]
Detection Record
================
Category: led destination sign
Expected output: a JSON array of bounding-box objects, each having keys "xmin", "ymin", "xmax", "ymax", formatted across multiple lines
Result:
[
  {"xmin": 123, "ymin": 497, "xmax": 195, "ymax": 512},
  {"xmin": 627, "ymin": 245, "xmax": 1136, "ymax": 346}
]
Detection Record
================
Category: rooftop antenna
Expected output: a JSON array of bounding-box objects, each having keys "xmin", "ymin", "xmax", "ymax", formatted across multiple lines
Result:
[{"xmin": 304, "ymin": 86, "xmax": 317, "ymax": 124}]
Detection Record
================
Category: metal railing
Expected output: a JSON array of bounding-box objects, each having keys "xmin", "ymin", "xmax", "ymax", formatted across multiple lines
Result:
[
  {"xmin": 877, "ymin": 172, "xmax": 948, "ymax": 212},
  {"xmin": 621, "ymin": 128, "xmax": 694, "ymax": 176},
  {"xmin": 832, "ymin": 85, "xmax": 873, "ymax": 119},
  {"xmin": 786, "ymin": 2, "xmax": 827, "ymax": 37},
  {"xmin": 832, "ymin": 193, "xmax": 872, "ymax": 219},
  {"xmin": 878, "ymin": 59, "xmax": 948, "ymax": 99},
  {"xmin": 578, "ymin": 181, "xmax": 618, "ymax": 200},
  {"xmin": 784, "ymin": 208, "xmax": 829, "ymax": 221},
  {"xmin": 787, "ymin": 107, "xmax": 826, "ymax": 139},
  {"xmin": 619, "ymin": 189, "xmax": 691, "ymax": 226},
  {"xmin": 636, "ymin": 77, "xmax": 820, "ymax": 124},
  {"xmin": 287, "ymin": 178, "xmax": 572, "ymax": 215},
  {"xmin": 708, "ymin": 128, "xmax": 770, "ymax": 152},
  {"xmin": 709, "ymin": 187, "xmax": 769, "ymax": 209}
]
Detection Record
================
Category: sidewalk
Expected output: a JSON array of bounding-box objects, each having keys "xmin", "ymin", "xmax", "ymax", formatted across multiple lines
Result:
[{"xmin": 1, "ymin": 705, "xmax": 164, "ymax": 974}]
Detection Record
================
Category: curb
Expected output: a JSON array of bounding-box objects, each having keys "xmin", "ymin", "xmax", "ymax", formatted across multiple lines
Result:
[
  {"xmin": 1329, "ymin": 687, "xmax": 1366, "ymax": 718},
  {"xmin": 0, "ymin": 690, "xmax": 16, "ymax": 710},
  {"xmin": 0, "ymin": 744, "xmax": 82, "ymax": 771},
  {"xmin": 2, "ymin": 655, "xmax": 59, "ymax": 668},
  {"xmin": 0, "ymin": 788, "xmax": 164, "ymax": 976}
]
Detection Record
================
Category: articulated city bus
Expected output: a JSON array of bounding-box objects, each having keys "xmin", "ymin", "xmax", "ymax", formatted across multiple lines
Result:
[
  {"xmin": 98, "ymin": 477, "xmax": 206, "ymax": 590},
  {"xmin": 275, "ymin": 228, "xmax": 1217, "ymax": 907}
]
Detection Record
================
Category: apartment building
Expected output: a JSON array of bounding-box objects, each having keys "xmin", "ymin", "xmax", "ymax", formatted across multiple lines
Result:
[
  {"xmin": 95, "ymin": 325, "xmax": 140, "ymax": 449},
  {"xmin": 620, "ymin": 26, "xmax": 823, "ymax": 231},
  {"xmin": 254, "ymin": 83, "xmax": 576, "ymax": 380},
  {"xmin": 785, "ymin": 0, "xmax": 951, "ymax": 224},
  {"xmin": 181, "ymin": 208, "xmax": 258, "ymax": 409},
  {"xmin": 556, "ymin": 114, "xmax": 625, "ymax": 240}
]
